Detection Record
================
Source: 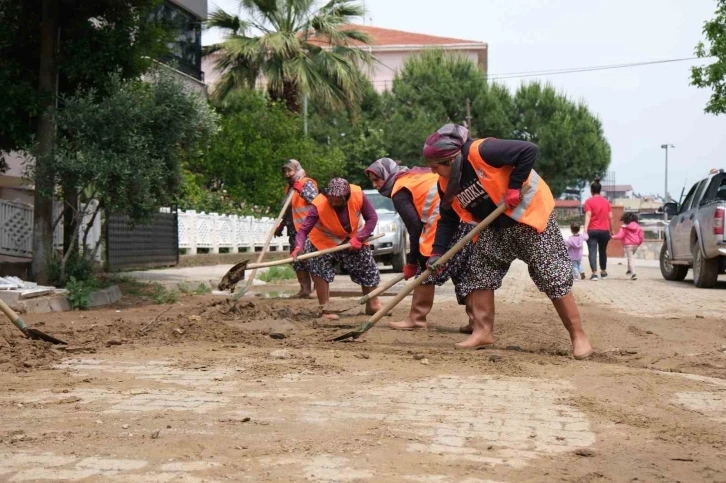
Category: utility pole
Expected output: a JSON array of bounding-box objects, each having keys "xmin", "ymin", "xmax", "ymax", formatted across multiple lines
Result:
[
  {"xmin": 661, "ymin": 144, "xmax": 674, "ymax": 222},
  {"xmin": 303, "ymin": 94, "xmax": 308, "ymax": 136},
  {"xmin": 465, "ymin": 98, "xmax": 472, "ymax": 129}
]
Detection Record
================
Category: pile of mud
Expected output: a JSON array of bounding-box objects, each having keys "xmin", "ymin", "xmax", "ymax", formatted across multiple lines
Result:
[
  {"xmin": 200, "ymin": 298, "xmax": 322, "ymax": 323},
  {"xmin": 0, "ymin": 325, "xmax": 66, "ymax": 373}
]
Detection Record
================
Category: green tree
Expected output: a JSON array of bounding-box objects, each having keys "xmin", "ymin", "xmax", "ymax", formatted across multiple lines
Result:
[
  {"xmin": 27, "ymin": 70, "xmax": 218, "ymax": 284},
  {"xmin": 184, "ymin": 90, "xmax": 345, "ymax": 212},
  {"xmin": 378, "ymin": 49, "xmax": 487, "ymax": 166},
  {"xmin": 472, "ymin": 82, "xmax": 610, "ymax": 197},
  {"xmin": 205, "ymin": 0, "xmax": 373, "ymax": 112},
  {"xmin": 0, "ymin": 0, "xmax": 173, "ymax": 282},
  {"xmin": 691, "ymin": 0, "xmax": 726, "ymax": 114}
]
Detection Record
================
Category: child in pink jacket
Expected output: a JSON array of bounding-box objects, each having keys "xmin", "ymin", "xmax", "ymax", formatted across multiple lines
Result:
[{"xmin": 612, "ymin": 213, "xmax": 644, "ymax": 280}]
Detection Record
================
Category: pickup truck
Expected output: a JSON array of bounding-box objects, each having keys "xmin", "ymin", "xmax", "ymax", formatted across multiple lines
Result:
[{"xmin": 660, "ymin": 169, "xmax": 726, "ymax": 288}]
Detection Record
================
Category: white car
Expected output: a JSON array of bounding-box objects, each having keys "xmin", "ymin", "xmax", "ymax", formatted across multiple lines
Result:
[{"xmin": 364, "ymin": 189, "xmax": 408, "ymax": 272}]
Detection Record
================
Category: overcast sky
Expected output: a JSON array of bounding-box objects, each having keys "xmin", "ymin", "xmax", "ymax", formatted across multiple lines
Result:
[{"xmin": 204, "ymin": 0, "xmax": 726, "ymax": 199}]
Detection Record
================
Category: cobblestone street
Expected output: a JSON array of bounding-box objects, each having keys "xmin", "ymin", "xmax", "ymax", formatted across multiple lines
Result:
[{"xmin": 1, "ymin": 260, "xmax": 725, "ymax": 482}]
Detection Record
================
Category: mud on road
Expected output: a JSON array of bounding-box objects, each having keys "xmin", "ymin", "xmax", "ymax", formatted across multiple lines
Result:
[{"xmin": 0, "ymin": 291, "xmax": 725, "ymax": 482}]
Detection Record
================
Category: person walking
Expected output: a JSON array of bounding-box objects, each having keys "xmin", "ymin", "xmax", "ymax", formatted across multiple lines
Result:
[
  {"xmin": 292, "ymin": 178, "xmax": 383, "ymax": 320},
  {"xmin": 611, "ymin": 212, "xmax": 644, "ymax": 280},
  {"xmin": 274, "ymin": 159, "xmax": 318, "ymax": 298},
  {"xmin": 583, "ymin": 178, "xmax": 612, "ymax": 280},
  {"xmin": 364, "ymin": 158, "xmax": 475, "ymax": 330},
  {"xmin": 565, "ymin": 222, "xmax": 589, "ymax": 281},
  {"xmin": 422, "ymin": 123, "xmax": 593, "ymax": 360}
]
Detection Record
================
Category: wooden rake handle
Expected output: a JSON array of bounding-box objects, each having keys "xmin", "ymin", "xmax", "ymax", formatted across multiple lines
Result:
[
  {"xmin": 358, "ymin": 273, "xmax": 405, "ymax": 305},
  {"xmin": 246, "ymin": 233, "xmax": 385, "ymax": 270},
  {"xmin": 334, "ymin": 185, "xmax": 532, "ymax": 340}
]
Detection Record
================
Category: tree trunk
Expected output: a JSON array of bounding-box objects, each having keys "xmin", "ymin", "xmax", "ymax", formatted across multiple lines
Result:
[
  {"xmin": 270, "ymin": 80, "xmax": 301, "ymax": 113},
  {"xmin": 63, "ymin": 186, "xmax": 78, "ymax": 255},
  {"xmin": 31, "ymin": 0, "xmax": 59, "ymax": 284}
]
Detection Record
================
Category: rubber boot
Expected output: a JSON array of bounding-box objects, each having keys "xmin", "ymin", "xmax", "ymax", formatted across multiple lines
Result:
[
  {"xmin": 313, "ymin": 275, "xmax": 339, "ymax": 321},
  {"xmin": 362, "ymin": 286, "xmax": 383, "ymax": 315},
  {"xmin": 387, "ymin": 283, "xmax": 435, "ymax": 330},
  {"xmin": 455, "ymin": 290, "xmax": 495, "ymax": 349},
  {"xmin": 551, "ymin": 293, "xmax": 593, "ymax": 360},
  {"xmin": 294, "ymin": 271, "xmax": 313, "ymax": 298}
]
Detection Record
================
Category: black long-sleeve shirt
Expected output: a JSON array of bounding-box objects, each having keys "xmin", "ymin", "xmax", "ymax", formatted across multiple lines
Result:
[
  {"xmin": 432, "ymin": 139, "xmax": 538, "ymax": 254},
  {"xmin": 392, "ymin": 190, "xmax": 423, "ymax": 264}
]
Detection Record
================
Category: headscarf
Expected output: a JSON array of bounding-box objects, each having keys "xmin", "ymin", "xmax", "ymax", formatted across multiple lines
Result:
[
  {"xmin": 422, "ymin": 123, "xmax": 471, "ymax": 208},
  {"xmin": 326, "ymin": 178, "xmax": 350, "ymax": 198},
  {"xmin": 364, "ymin": 158, "xmax": 432, "ymax": 198},
  {"xmin": 282, "ymin": 159, "xmax": 306, "ymax": 184}
]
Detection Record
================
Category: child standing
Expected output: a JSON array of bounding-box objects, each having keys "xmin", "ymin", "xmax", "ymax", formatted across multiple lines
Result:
[
  {"xmin": 611, "ymin": 213, "xmax": 644, "ymax": 280},
  {"xmin": 565, "ymin": 222, "xmax": 589, "ymax": 281}
]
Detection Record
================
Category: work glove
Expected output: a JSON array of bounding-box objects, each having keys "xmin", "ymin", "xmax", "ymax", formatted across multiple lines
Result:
[
  {"xmin": 426, "ymin": 253, "xmax": 445, "ymax": 274},
  {"xmin": 291, "ymin": 246, "xmax": 303, "ymax": 260},
  {"xmin": 274, "ymin": 224, "xmax": 285, "ymax": 237},
  {"xmin": 348, "ymin": 237, "xmax": 363, "ymax": 251},
  {"xmin": 403, "ymin": 263, "xmax": 418, "ymax": 280},
  {"xmin": 504, "ymin": 189, "xmax": 522, "ymax": 210},
  {"xmin": 292, "ymin": 181, "xmax": 305, "ymax": 193}
]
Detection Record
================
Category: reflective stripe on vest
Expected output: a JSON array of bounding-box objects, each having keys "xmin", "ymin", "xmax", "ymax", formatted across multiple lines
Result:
[
  {"xmin": 285, "ymin": 177, "xmax": 318, "ymax": 231},
  {"xmin": 466, "ymin": 138, "xmax": 554, "ymax": 233},
  {"xmin": 309, "ymin": 184, "xmax": 364, "ymax": 250},
  {"xmin": 391, "ymin": 172, "xmax": 440, "ymax": 257}
]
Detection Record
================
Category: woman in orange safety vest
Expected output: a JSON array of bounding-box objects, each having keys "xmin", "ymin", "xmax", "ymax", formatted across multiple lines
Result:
[
  {"xmin": 274, "ymin": 160, "xmax": 318, "ymax": 298},
  {"xmin": 422, "ymin": 124, "xmax": 593, "ymax": 360},
  {"xmin": 292, "ymin": 178, "xmax": 382, "ymax": 320},
  {"xmin": 365, "ymin": 158, "xmax": 476, "ymax": 331}
]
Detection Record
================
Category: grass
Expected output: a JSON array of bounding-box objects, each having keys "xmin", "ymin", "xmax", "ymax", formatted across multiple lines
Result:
[
  {"xmin": 258, "ymin": 265, "xmax": 297, "ymax": 283},
  {"xmin": 178, "ymin": 282, "xmax": 212, "ymax": 295}
]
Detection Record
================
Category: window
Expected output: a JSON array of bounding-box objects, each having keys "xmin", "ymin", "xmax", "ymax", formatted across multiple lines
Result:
[
  {"xmin": 702, "ymin": 174, "xmax": 726, "ymax": 203},
  {"xmin": 149, "ymin": 1, "xmax": 203, "ymax": 80},
  {"xmin": 679, "ymin": 183, "xmax": 699, "ymax": 214},
  {"xmin": 692, "ymin": 179, "xmax": 709, "ymax": 208}
]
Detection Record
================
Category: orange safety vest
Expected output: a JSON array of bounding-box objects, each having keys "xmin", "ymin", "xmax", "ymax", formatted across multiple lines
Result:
[
  {"xmin": 390, "ymin": 172, "xmax": 440, "ymax": 257},
  {"xmin": 438, "ymin": 138, "xmax": 555, "ymax": 233},
  {"xmin": 309, "ymin": 184, "xmax": 365, "ymax": 250},
  {"xmin": 284, "ymin": 177, "xmax": 318, "ymax": 231}
]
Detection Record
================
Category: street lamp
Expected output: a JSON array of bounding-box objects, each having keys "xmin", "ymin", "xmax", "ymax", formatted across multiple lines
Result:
[{"xmin": 661, "ymin": 144, "xmax": 674, "ymax": 220}]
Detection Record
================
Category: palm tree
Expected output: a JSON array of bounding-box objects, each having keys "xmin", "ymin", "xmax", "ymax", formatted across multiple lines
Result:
[{"xmin": 205, "ymin": 0, "xmax": 374, "ymax": 113}]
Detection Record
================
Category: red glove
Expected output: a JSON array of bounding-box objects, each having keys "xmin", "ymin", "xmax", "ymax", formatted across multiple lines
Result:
[
  {"xmin": 349, "ymin": 237, "xmax": 363, "ymax": 251},
  {"xmin": 292, "ymin": 181, "xmax": 304, "ymax": 193},
  {"xmin": 504, "ymin": 189, "xmax": 522, "ymax": 209},
  {"xmin": 291, "ymin": 247, "xmax": 303, "ymax": 260},
  {"xmin": 274, "ymin": 224, "xmax": 285, "ymax": 237},
  {"xmin": 403, "ymin": 263, "xmax": 418, "ymax": 280}
]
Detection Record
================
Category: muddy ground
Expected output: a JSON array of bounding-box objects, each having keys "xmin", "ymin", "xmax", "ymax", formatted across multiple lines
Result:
[{"xmin": 0, "ymin": 286, "xmax": 725, "ymax": 482}]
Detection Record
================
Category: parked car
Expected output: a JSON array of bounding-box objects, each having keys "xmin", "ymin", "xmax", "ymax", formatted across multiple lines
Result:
[
  {"xmin": 660, "ymin": 169, "xmax": 726, "ymax": 288},
  {"xmin": 363, "ymin": 189, "xmax": 408, "ymax": 272}
]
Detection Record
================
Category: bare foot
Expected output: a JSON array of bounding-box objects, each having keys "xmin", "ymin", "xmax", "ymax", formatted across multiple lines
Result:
[
  {"xmin": 387, "ymin": 320, "xmax": 427, "ymax": 331},
  {"xmin": 291, "ymin": 291, "xmax": 312, "ymax": 299},
  {"xmin": 459, "ymin": 324, "xmax": 473, "ymax": 334},
  {"xmin": 321, "ymin": 312, "xmax": 340, "ymax": 321},
  {"xmin": 572, "ymin": 335, "xmax": 593, "ymax": 360},
  {"xmin": 454, "ymin": 331, "xmax": 495, "ymax": 349}
]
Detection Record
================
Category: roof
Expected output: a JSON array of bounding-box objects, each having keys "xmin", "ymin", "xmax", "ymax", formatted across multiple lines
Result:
[
  {"xmin": 602, "ymin": 184, "xmax": 634, "ymax": 192},
  {"xmin": 308, "ymin": 24, "xmax": 486, "ymax": 49},
  {"xmin": 555, "ymin": 200, "xmax": 580, "ymax": 208}
]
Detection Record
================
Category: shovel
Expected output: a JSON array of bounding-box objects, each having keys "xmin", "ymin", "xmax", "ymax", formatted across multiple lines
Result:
[
  {"xmin": 0, "ymin": 297, "xmax": 67, "ymax": 345},
  {"xmin": 332, "ymin": 186, "xmax": 530, "ymax": 342},
  {"xmin": 219, "ymin": 233, "xmax": 385, "ymax": 294}
]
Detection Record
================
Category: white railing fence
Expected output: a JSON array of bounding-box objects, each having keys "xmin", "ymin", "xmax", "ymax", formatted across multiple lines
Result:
[
  {"xmin": 0, "ymin": 199, "xmax": 103, "ymax": 259},
  {"xmin": 1, "ymin": 201, "xmax": 290, "ymax": 259},
  {"xmin": 177, "ymin": 209, "xmax": 290, "ymax": 254}
]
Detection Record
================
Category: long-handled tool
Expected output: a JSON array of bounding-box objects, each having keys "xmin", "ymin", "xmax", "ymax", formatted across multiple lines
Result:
[
  {"xmin": 234, "ymin": 191, "xmax": 295, "ymax": 299},
  {"xmin": 0, "ymin": 297, "xmax": 67, "ymax": 345},
  {"xmin": 219, "ymin": 233, "xmax": 385, "ymax": 293},
  {"xmin": 332, "ymin": 186, "xmax": 531, "ymax": 342},
  {"xmin": 322, "ymin": 273, "xmax": 406, "ymax": 315}
]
